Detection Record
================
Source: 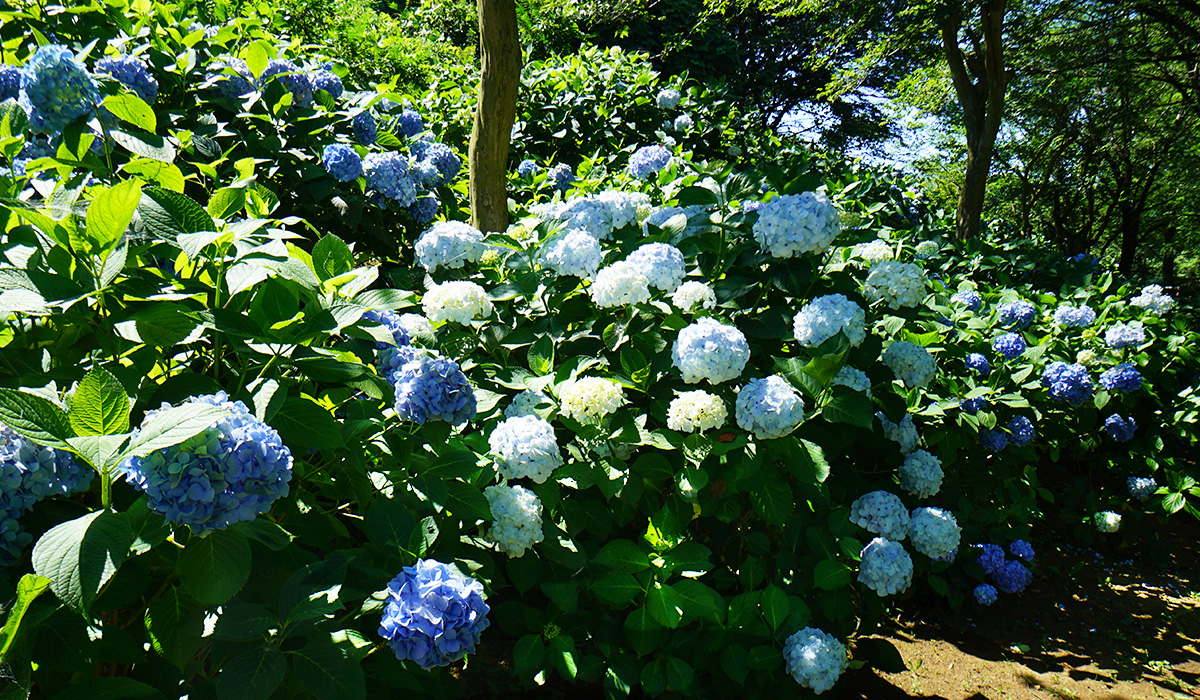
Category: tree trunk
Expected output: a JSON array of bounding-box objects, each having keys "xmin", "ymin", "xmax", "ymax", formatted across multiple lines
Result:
[
  {"xmin": 469, "ymin": 0, "xmax": 521, "ymax": 233},
  {"xmin": 1117, "ymin": 203, "xmax": 1141, "ymax": 276},
  {"xmin": 1162, "ymin": 225, "xmax": 1177, "ymax": 284}
]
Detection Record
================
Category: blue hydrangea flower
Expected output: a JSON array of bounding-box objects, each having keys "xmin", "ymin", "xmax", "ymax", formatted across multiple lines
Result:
[
  {"xmin": 1009, "ymin": 540, "xmax": 1035, "ymax": 561},
  {"xmin": 1126, "ymin": 476, "xmax": 1155, "ymax": 500},
  {"xmin": 308, "ymin": 68, "xmax": 343, "ymax": 99},
  {"xmin": 1052, "ymin": 304, "xmax": 1096, "ymax": 328},
  {"xmin": 0, "ymin": 423, "xmax": 93, "ymax": 513},
  {"xmin": 849, "ymin": 491, "xmax": 910, "ymax": 541},
  {"xmin": 992, "ymin": 560, "xmax": 1033, "ymax": 593},
  {"xmin": 322, "ymin": 143, "xmax": 362, "ymax": 182},
  {"xmin": 1042, "ymin": 362, "xmax": 1093, "ymax": 404},
  {"xmin": 0, "ymin": 65, "xmax": 20, "ymax": 102},
  {"xmin": 959, "ymin": 396, "xmax": 988, "ymax": 415},
  {"xmin": 858, "ymin": 537, "xmax": 913, "ymax": 596},
  {"xmin": 1099, "ymin": 363, "xmax": 1142, "ymax": 393},
  {"xmin": 673, "ymin": 113, "xmax": 693, "ymax": 131},
  {"xmin": 783, "ymin": 627, "xmax": 848, "ymax": 694},
  {"xmin": 672, "ymin": 318, "xmax": 750, "ymax": 384},
  {"xmin": 1008, "ymin": 415, "xmax": 1035, "ymax": 446},
  {"xmin": 407, "ymin": 195, "xmax": 439, "ymax": 224},
  {"xmin": 378, "ymin": 559, "xmax": 490, "ymax": 669},
  {"xmin": 19, "ymin": 45, "xmax": 99, "ymax": 134},
  {"xmin": 735, "ymin": 375, "xmax": 805, "ymax": 440},
  {"xmin": 965, "ymin": 353, "xmax": 991, "ymax": 376},
  {"xmin": 516, "ymin": 159, "xmax": 538, "ymax": 178},
  {"xmin": 207, "ymin": 58, "xmax": 255, "ymax": 98},
  {"xmin": 421, "ymin": 143, "xmax": 461, "ymax": 186},
  {"xmin": 118, "ymin": 393, "xmax": 293, "ymax": 535},
  {"xmin": 626, "ymin": 242, "xmax": 686, "ymax": 292},
  {"xmin": 364, "ymin": 152, "xmax": 416, "ymax": 205},
  {"xmin": 410, "ymin": 160, "xmax": 441, "ymax": 189},
  {"xmin": 907, "ymin": 507, "xmax": 960, "ymax": 560},
  {"xmin": 352, "ymin": 111, "xmax": 377, "ymax": 145},
  {"xmin": 628, "ymin": 145, "xmax": 672, "ymax": 180},
  {"xmin": 260, "ymin": 59, "xmax": 313, "ymax": 109},
  {"xmin": 0, "ymin": 505, "xmax": 31, "ymax": 566},
  {"xmin": 393, "ymin": 355, "xmax": 476, "ymax": 426},
  {"xmin": 951, "ymin": 290, "xmax": 983, "ymax": 311},
  {"xmin": 974, "ymin": 583, "xmax": 998, "ymax": 605},
  {"xmin": 362, "ymin": 309, "xmax": 416, "ymax": 385},
  {"xmin": 973, "ymin": 543, "xmax": 1006, "ymax": 575},
  {"xmin": 997, "ymin": 300, "xmax": 1036, "ymax": 329},
  {"xmin": 488, "ymin": 415, "xmax": 562, "ymax": 483},
  {"xmin": 993, "ymin": 333, "xmax": 1026, "ymax": 360},
  {"xmin": 95, "ymin": 55, "xmax": 158, "ymax": 103},
  {"xmin": 1104, "ymin": 413, "xmax": 1136, "ymax": 442},
  {"xmin": 547, "ymin": 163, "xmax": 574, "ymax": 192},
  {"xmin": 979, "ymin": 428, "xmax": 1008, "ymax": 453},
  {"xmin": 396, "ymin": 109, "xmax": 424, "ymax": 138},
  {"xmin": 1104, "ymin": 323, "xmax": 1145, "ymax": 350}
]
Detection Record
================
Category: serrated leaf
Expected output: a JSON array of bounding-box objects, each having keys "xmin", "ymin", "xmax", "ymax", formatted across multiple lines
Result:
[
  {"xmin": 139, "ymin": 187, "xmax": 215, "ymax": 238},
  {"xmin": 513, "ymin": 634, "xmax": 545, "ymax": 678},
  {"xmin": 528, "ymin": 335, "xmax": 554, "ymax": 375},
  {"xmin": 84, "ymin": 179, "xmax": 142, "ymax": 260},
  {"xmin": 0, "ymin": 388, "xmax": 74, "ymax": 450},
  {"xmin": 271, "ymin": 396, "xmax": 342, "ymax": 452},
  {"xmin": 122, "ymin": 158, "xmax": 185, "ymax": 192},
  {"xmin": 278, "ymin": 558, "xmax": 349, "ymax": 624},
  {"xmin": 646, "ymin": 582, "xmax": 683, "ymax": 628},
  {"xmin": 312, "ymin": 235, "xmax": 353, "ymax": 281},
  {"xmin": 760, "ymin": 583, "xmax": 788, "ymax": 629},
  {"xmin": 814, "ymin": 559, "xmax": 851, "ymax": 590},
  {"xmin": 291, "ymin": 636, "xmax": 366, "ymax": 700},
  {"xmin": 111, "ymin": 128, "xmax": 176, "ymax": 163},
  {"xmin": 69, "ymin": 368, "xmax": 129, "ymax": 436},
  {"xmin": 144, "ymin": 587, "xmax": 204, "ymax": 668},
  {"xmin": 102, "ymin": 94, "xmax": 156, "ymax": 133},
  {"xmin": 594, "ymin": 539, "xmax": 649, "ymax": 573},
  {"xmin": 120, "ymin": 403, "xmax": 227, "ymax": 460},
  {"xmin": 175, "ymin": 529, "xmax": 251, "ymax": 605},
  {"xmin": 590, "ymin": 571, "xmax": 642, "ymax": 605},
  {"xmin": 822, "ymin": 392, "xmax": 873, "ymax": 428},
  {"xmin": 208, "ymin": 187, "xmax": 246, "ymax": 220},
  {"xmin": 749, "ymin": 472, "xmax": 793, "ymax": 525},
  {"xmin": 216, "ymin": 644, "xmax": 285, "ymax": 700},
  {"xmin": 32, "ymin": 510, "xmax": 131, "ymax": 614},
  {"xmin": 0, "ymin": 574, "xmax": 51, "ymax": 663},
  {"xmin": 672, "ymin": 579, "xmax": 723, "ymax": 623},
  {"xmin": 213, "ymin": 601, "xmax": 278, "ymax": 641}
]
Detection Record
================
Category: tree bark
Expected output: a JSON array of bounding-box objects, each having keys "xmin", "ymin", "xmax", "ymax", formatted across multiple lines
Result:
[{"xmin": 469, "ymin": 0, "xmax": 521, "ymax": 233}]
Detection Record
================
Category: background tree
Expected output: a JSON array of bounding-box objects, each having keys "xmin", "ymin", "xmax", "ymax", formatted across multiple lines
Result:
[{"xmin": 468, "ymin": 0, "xmax": 522, "ymax": 232}]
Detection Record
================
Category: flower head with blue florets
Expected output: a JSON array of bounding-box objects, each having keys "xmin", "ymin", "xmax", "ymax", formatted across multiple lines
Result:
[
  {"xmin": 850, "ymin": 491, "xmax": 909, "ymax": 540},
  {"xmin": 628, "ymin": 145, "xmax": 672, "ymax": 180},
  {"xmin": 308, "ymin": 66, "xmax": 343, "ymax": 98},
  {"xmin": 951, "ymin": 290, "xmax": 983, "ymax": 311},
  {"xmin": 352, "ymin": 111, "xmax": 377, "ymax": 145},
  {"xmin": 1130, "ymin": 284, "xmax": 1175, "ymax": 315},
  {"xmin": 993, "ymin": 333, "xmax": 1026, "ymax": 360},
  {"xmin": 858, "ymin": 538, "xmax": 913, "ymax": 596},
  {"xmin": 965, "ymin": 353, "xmax": 991, "ymax": 376},
  {"xmin": 670, "ymin": 281, "xmax": 717, "ymax": 313},
  {"xmin": 516, "ymin": 159, "xmax": 538, "ymax": 178},
  {"xmin": 19, "ymin": 45, "xmax": 99, "ymax": 134},
  {"xmin": 1008, "ymin": 415, "xmax": 1035, "ymax": 446},
  {"xmin": 998, "ymin": 300, "xmax": 1036, "ymax": 329},
  {"xmin": 1095, "ymin": 511, "xmax": 1121, "ymax": 533},
  {"xmin": 1053, "ymin": 304, "xmax": 1096, "ymax": 328},
  {"xmin": 207, "ymin": 58, "xmax": 255, "ymax": 98},
  {"xmin": 0, "ymin": 65, "xmax": 20, "ymax": 102},
  {"xmin": 1042, "ymin": 362, "xmax": 1093, "ymax": 404},
  {"xmin": 882, "ymin": 341, "xmax": 937, "ymax": 388},
  {"xmin": 1099, "ymin": 363, "xmax": 1142, "ymax": 393},
  {"xmin": 673, "ymin": 113, "xmax": 693, "ymax": 131},
  {"xmin": 864, "ymin": 261, "xmax": 926, "ymax": 308},
  {"xmin": 979, "ymin": 428, "xmax": 1008, "ymax": 453},
  {"xmin": 364, "ymin": 152, "xmax": 416, "ymax": 205},
  {"xmin": 793, "ymin": 294, "xmax": 866, "ymax": 348},
  {"xmin": 1104, "ymin": 322, "xmax": 1145, "ymax": 350},
  {"xmin": 993, "ymin": 560, "xmax": 1033, "ymax": 593},
  {"xmin": 396, "ymin": 109, "xmax": 424, "ymax": 138},
  {"xmin": 1127, "ymin": 476, "xmax": 1155, "ymax": 500},
  {"xmin": 899, "ymin": 450, "xmax": 944, "ymax": 499},
  {"xmin": 974, "ymin": 584, "xmax": 998, "ymax": 605},
  {"xmin": 322, "ymin": 144, "xmax": 362, "ymax": 182},
  {"xmin": 260, "ymin": 59, "xmax": 313, "ymax": 109},
  {"xmin": 378, "ymin": 560, "xmax": 489, "ymax": 668},
  {"xmin": 877, "ymin": 412, "xmax": 919, "ymax": 452},
  {"xmin": 415, "ymin": 221, "xmax": 485, "ymax": 273},
  {"xmin": 408, "ymin": 196, "xmax": 439, "ymax": 223},
  {"xmin": 361, "ymin": 309, "xmax": 416, "ymax": 385},
  {"xmin": 974, "ymin": 543, "xmax": 1006, "ymax": 575},
  {"xmin": 485, "ymin": 484, "xmax": 543, "ymax": 557},
  {"xmin": 1104, "ymin": 413, "xmax": 1136, "ymax": 442},
  {"xmin": 95, "ymin": 55, "xmax": 158, "ymax": 103},
  {"xmin": 489, "ymin": 415, "xmax": 562, "ymax": 483},
  {"xmin": 547, "ymin": 163, "xmax": 574, "ymax": 192},
  {"xmin": 542, "ymin": 230, "xmax": 602, "ymax": 279},
  {"xmin": 753, "ymin": 192, "xmax": 841, "ymax": 258},
  {"xmin": 908, "ymin": 507, "xmax": 960, "ymax": 560},
  {"xmin": 960, "ymin": 396, "xmax": 988, "ymax": 415},
  {"xmin": 783, "ymin": 627, "xmax": 848, "ymax": 695},
  {"xmin": 735, "ymin": 376, "xmax": 805, "ymax": 439},
  {"xmin": 1009, "ymin": 540, "xmax": 1035, "ymax": 561},
  {"xmin": 672, "ymin": 318, "xmax": 750, "ymax": 384},
  {"xmin": 421, "ymin": 143, "xmax": 461, "ymax": 186},
  {"xmin": 626, "ymin": 242, "xmax": 686, "ymax": 292},
  {"xmin": 393, "ymin": 356, "xmax": 476, "ymax": 426}
]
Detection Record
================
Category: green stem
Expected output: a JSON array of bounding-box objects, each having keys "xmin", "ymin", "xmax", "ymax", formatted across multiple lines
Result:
[{"xmin": 101, "ymin": 463, "xmax": 113, "ymax": 511}]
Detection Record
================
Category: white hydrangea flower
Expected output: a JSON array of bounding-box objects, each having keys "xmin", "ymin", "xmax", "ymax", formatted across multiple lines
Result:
[
  {"xmin": 1095, "ymin": 511, "xmax": 1121, "ymax": 533},
  {"xmin": 1130, "ymin": 284, "xmax": 1175, "ymax": 315},
  {"xmin": 672, "ymin": 318, "xmax": 750, "ymax": 384},
  {"xmin": 398, "ymin": 313, "xmax": 436, "ymax": 343},
  {"xmin": 898, "ymin": 449, "xmax": 943, "ymax": 499},
  {"xmin": 914, "ymin": 240, "xmax": 939, "ymax": 259},
  {"xmin": 591, "ymin": 261, "xmax": 651, "ymax": 308},
  {"xmin": 541, "ymin": 229, "xmax": 602, "ymax": 279},
  {"xmin": 594, "ymin": 190, "xmax": 649, "ymax": 232},
  {"xmin": 670, "ymin": 281, "xmax": 717, "ymax": 313},
  {"xmin": 485, "ymin": 483, "xmax": 544, "ymax": 557},
  {"xmin": 792, "ymin": 294, "xmax": 866, "ymax": 348},
  {"xmin": 877, "ymin": 412, "xmax": 919, "ymax": 452},
  {"xmin": 626, "ymin": 242, "xmax": 685, "ymax": 292},
  {"xmin": 735, "ymin": 376, "xmax": 805, "ymax": 440},
  {"xmin": 489, "ymin": 415, "xmax": 563, "ymax": 483},
  {"xmin": 849, "ymin": 490, "xmax": 909, "ymax": 540},
  {"xmin": 535, "ymin": 197, "xmax": 611, "ymax": 240},
  {"xmin": 858, "ymin": 537, "xmax": 913, "ymax": 596},
  {"xmin": 907, "ymin": 507, "xmax": 960, "ymax": 560},
  {"xmin": 656, "ymin": 88, "xmax": 682, "ymax": 109},
  {"xmin": 413, "ymin": 221, "xmax": 486, "ymax": 272},
  {"xmin": 422, "ymin": 281, "xmax": 493, "ymax": 326},
  {"xmin": 783, "ymin": 627, "xmax": 849, "ymax": 695},
  {"xmin": 864, "ymin": 260, "xmax": 926, "ymax": 308},
  {"xmin": 752, "ymin": 192, "xmax": 841, "ymax": 258},
  {"xmin": 1076, "ymin": 349, "xmax": 1099, "ymax": 366},
  {"xmin": 832, "ymin": 366, "xmax": 871, "ymax": 395},
  {"xmin": 853, "ymin": 240, "xmax": 893, "ymax": 266},
  {"xmin": 882, "ymin": 341, "xmax": 937, "ymax": 388},
  {"xmin": 559, "ymin": 377, "xmax": 625, "ymax": 423},
  {"xmin": 505, "ymin": 389, "xmax": 552, "ymax": 419},
  {"xmin": 666, "ymin": 390, "xmax": 727, "ymax": 433}
]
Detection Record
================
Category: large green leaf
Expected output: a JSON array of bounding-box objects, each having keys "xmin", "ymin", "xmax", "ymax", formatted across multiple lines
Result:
[
  {"xmin": 144, "ymin": 587, "xmax": 204, "ymax": 668},
  {"xmin": 759, "ymin": 583, "xmax": 788, "ymax": 630},
  {"xmin": 593, "ymin": 539, "xmax": 650, "ymax": 573},
  {"xmin": 0, "ymin": 574, "xmax": 51, "ymax": 663},
  {"xmin": 821, "ymin": 392, "xmax": 874, "ymax": 428},
  {"xmin": 749, "ymin": 470, "xmax": 794, "ymax": 525},
  {"xmin": 138, "ymin": 187, "xmax": 215, "ymax": 239},
  {"xmin": 312, "ymin": 234, "xmax": 354, "ymax": 282},
  {"xmin": 271, "ymin": 396, "xmax": 343, "ymax": 452},
  {"xmin": 175, "ymin": 529, "xmax": 252, "ymax": 605},
  {"xmin": 31, "ymin": 510, "xmax": 131, "ymax": 614},
  {"xmin": 111, "ymin": 128, "xmax": 176, "ymax": 163},
  {"xmin": 291, "ymin": 636, "xmax": 366, "ymax": 700},
  {"xmin": 0, "ymin": 388, "xmax": 74, "ymax": 450},
  {"xmin": 590, "ymin": 572, "xmax": 642, "ymax": 605},
  {"xmin": 120, "ymin": 403, "xmax": 227, "ymax": 460},
  {"xmin": 813, "ymin": 559, "xmax": 852, "ymax": 590},
  {"xmin": 69, "ymin": 367, "xmax": 129, "ymax": 437},
  {"xmin": 83, "ymin": 178, "xmax": 142, "ymax": 260},
  {"xmin": 216, "ymin": 644, "xmax": 286, "ymax": 700},
  {"xmin": 102, "ymin": 94, "xmax": 156, "ymax": 133},
  {"xmin": 646, "ymin": 582, "xmax": 684, "ymax": 628}
]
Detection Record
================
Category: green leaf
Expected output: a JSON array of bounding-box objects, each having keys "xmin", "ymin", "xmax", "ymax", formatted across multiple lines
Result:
[
  {"xmin": 102, "ymin": 94, "xmax": 156, "ymax": 132},
  {"xmin": 31, "ymin": 510, "xmax": 131, "ymax": 614},
  {"xmin": 821, "ymin": 392, "xmax": 874, "ymax": 428},
  {"xmin": 139, "ymin": 187, "xmax": 215, "ymax": 238},
  {"xmin": 590, "ymin": 572, "xmax": 642, "ymax": 605},
  {"xmin": 278, "ymin": 558, "xmax": 349, "ymax": 624},
  {"xmin": 271, "ymin": 396, "xmax": 343, "ymax": 452},
  {"xmin": 749, "ymin": 471, "xmax": 794, "ymax": 525},
  {"xmin": 208, "ymin": 187, "xmax": 246, "ymax": 220},
  {"xmin": 857, "ymin": 637, "xmax": 907, "ymax": 673},
  {"xmin": 121, "ymin": 159, "xmax": 185, "ymax": 192},
  {"xmin": 84, "ymin": 179, "xmax": 142, "ymax": 260},
  {"xmin": 69, "ymin": 368, "xmax": 130, "ymax": 437},
  {"xmin": 1163, "ymin": 492, "xmax": 1185, "ymax": 514},
  {"xmin": 528, "ymin": 335, "xmax": 555, "ymax": 375},
  {"xmin": 665, "ymin": 656, "xmax": 695, "ymax": 692},
  {"xmin": 216, "ymin": 644, "xmax": 286, "ymax": 700},
  {"xmin": 760, "ymin": 583, "xmax": 788, "ymax": 630},
  {"xmin": 672, "ymin": 579, "xmax": 723, "ymax": 623},
  {"xmin": 0, "ymin": 574, "xmax": 51, "ymax": 663},
  {"xmin": 175, "ymin": 529, "xmax": 252, "ymax": 605},
  {"xmin": 291, "ymin": 636, "xmax": 366, "ymax": 700},
  {"xmin": 65, "ymin": 435, "xmax": 127, "ymax": 472},
  {"xmin": 646, "ymin": 582, "xmax": 683, "ymax": 628},
  {"xmin": 549, "ymin": 634, "xmax": 577, "ymax": 679},
  {"xmin": 46, "ymin": 678, "xmax": 166, "ymax": 700},
  {"xmin": 814, "ymin": 559, "xmax": 851, "ymax": 590},
  {"xmin": 144, "ymin": 587, "xmax": 204, "ymax": 668},
  {"xmin": 120, "ymin": 403, "xmax": 227, "ymax": 460},
  {"xmin": 244, "ymin": 41, "xmax": 270, "ymax": 79},
  {"xmin": 213, "ymin": 601, "xmax": 279, "ymax": 641},
  {"xmin": 0, "ymin": 100, "xmax": 29, "ymax": 138},
  {"xmin": 513, "ymin": 634, "xmax": 545, "ymax": 679},
  {"xmin": 594, "ymin": 539, "xmax": 650, "ymax": 573},
  {"xmin": 0, "ymin": 388, "xmax": 74, "ymax": 450},
  {"xmin": 312, "ymin": 235, "xmax": 354, "ymax": 281},
  {"xmin": 111, "ymin": 128, "xmax": 176, "ymax": 163},
  {"xmin": 366, "ymin": 497, "xmax": 417, "ymax": 553},
  {"xmin": 799, "ymin": 439, "xmax": 831, "ymax": 483}
]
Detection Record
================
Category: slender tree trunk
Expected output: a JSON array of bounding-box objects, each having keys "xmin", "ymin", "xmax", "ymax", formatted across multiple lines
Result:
[
  {"xmin": 469, "ymin": 0, "xmax": 521, "ymax": 233},
  {"xmin": 1163, "ymin": 225, "xmax": 1177, "ymax": 284},
  {"xmin": 1117, "ymin": 203, "xmax": 1142, "ymax": 275}
]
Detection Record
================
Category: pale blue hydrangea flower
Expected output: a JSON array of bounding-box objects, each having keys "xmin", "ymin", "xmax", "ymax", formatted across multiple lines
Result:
[
  {"xmin": 882, "ymin": 341, "xmax": 937, "ymax": 388},
  {"xmin": 628, "ymin": 144, "xmax": 672, "ymax": 180},
  {"xmin": 899, "ymin": 450, "xmax": 943, "ymax": 499},
  {"xmin": 907, "ymin": 507, "xmax": 960, "ymax": 560},
  {"xmin": 1104, "ymin": 322, "xmax": 1145, "ymax": 350},
  {"xmin": 322, "ymin": 144, "xmax": 362, "ymax": 182},
  {"xmin": 783, "ymin": 627, "xmax": 848, "ymax": 695},
  {"xmin": 1052, "ymin": 304, "xmax": 1096, "ymax": 327},
  {"xmin": 516, "ymin": 159, "xmax": 538, "ymax": 178},
  {"xmin": 414, "ymin": 221, "xmax": 485, "ymax": 273},
  {"xmin": 1126, "ymin": 476, "xmax": 1155, "ymax": 500},
  {"xmin": 260, "ymin": 59, "xmax": 313, "ymax": 109},
  {"xmin": 118, "ymin": 393, "xmax": 293, "ymax": 535},
  {"xmin": 993, "ymin": 333, "xmax": 1026, "ymax": 359},
  {"xmin": 656, "ymin": 88, "xmax": 682, "ymax": 109},
  {"xmin": 877, "ymin": 412, "xmax": 919, "ymax": 453},
  {"xmin": 541, "ymin": 229, "xmax": 602, "ymax": 279},
  {"xmin": 1104, "ymin": 413, "xmax": 1136, "ymax": 442},
  {"xmin": 1008, "ymin": 415, "xmax": 1035, "ymax": 446},
  {"xmin": 208, "ymin": 58, "xmax": 255, "ymax": 98},
  {"xmin": 1094, "ymin": 510, "xmax": 1121, "ymax": 533},
  {"xmin": 95, "ymin": 55, "xmax": 158, "ymax": 103},
  {"xmin": 393, "ymin": 356, "xmax": 476, "ymax": 426},
  {"xmin": 670, "ymin": 281, "xmax": 717, "ymax": 313},
  {"xmin": 959, "ymin": 396, "xmax": 987, "ymax": 414},
  {"xmin": 0, "ymin": 422, "xmax": 93, "ymax": 517},
  {"xmin": 591, "ymin": 261, "xmax": 651, "ymax": 307},
  {"xmin": 832, "ymin": 366, "xmax": 871, "ymax": 395},
  {"xmin": 735, "ymin": 375, "xmax": 805, "ymax": 439},
  {"xmin": 673, "ymin": 113, "xmax": 693, "ymax": 131},
  {"xmin": 0, "ymin": 65, "xmax": 20, "ymax": 101},
  {"xmin": 420, "ymin": 143, "xmax": 461, "ymax": 186},
  {"xmin": 672, "ymin": 318, "xmax": 750, "ymax": 384},
  {"xmin": 974, "ymin": 583, "xmax": 998, "ymax": 605},
  {"xmin": 485, "ymin": 483, "xmax": 543, "ymax": 557},
  {"xmin": 378, "ymin": 560, "xmax": 490, "ymax": 668},
  {"xmin": 1099, "ymin": 363, "xmax": 1142, "ymax": 393},
  {"xmin": 626, "ymin": 242, "xmax": 685, "ymax": 292},
  {"xmin": 548, "ymin": 163, "xmax": 574, "ymax": 192},
  {"xmin": 505, "ymin": 390, "xmax": 552, "ymax": 419},
  {"xmin": 361, "ymin": 309, "xmax": 416, "ymax": 385},
  {"xmin": 858, "ymin": 537, "xmax": 913, "ymax": 596},
  {"xmin": 850, "ymin": 491, "xmax": 909, "ymax": 540},
  {"xmin": 752, "ymin": 192, "xmax": 840, "ymax": 258},
  {"xmin": 793, "ymin": 294, "xmax": 866, "ymax": 348},
  {"xmin": 407, "ymin": 196, "xmax": 439, "ymax": 223},
  {"xmin": 1130, "ymin": 284, "xmax": 1175, "ymax": 315},
  {"xmin": 19, "ymin": 45, "xmax": 98, "ymax": 134},
  {"xmin": 364, "ymin": 152, "xmax": 416, "ymax": 205},
  {"xmin": 864, "ymin": 261, "xmax": 926, "ymax": 308},
  {"xmin": 1042, "ymin": 362, "xmax": 1093, "ymax": 404},
  {"xmin": 308, "ymin": 65, "xmax": 343, "ymax": 98},
  {"xmin": 488, "ymin": 415, "xmax": 562, "ymax": 483},
  {"xmin": 997, "ymin": 300, "xmax": 1036, "ymax": 329},
  {"xmin": 951, "ymin": 290, "xmax": 983, "ymax": 311}
]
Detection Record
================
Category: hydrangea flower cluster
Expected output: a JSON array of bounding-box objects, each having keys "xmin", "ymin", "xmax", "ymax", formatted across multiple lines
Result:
[
  {"xmin": 908, "ymin": 507, "xmax": 960, "ymax": 560},
  {"xmin": 673, "ymin": 114, "xmax": 693, "ymax": 131},
  {"xmin": 119, "ymin": 393, "xmax": 293, "ymax": 534},
  {"xmin": 516, "ymin": 159, "xmax": 538, "ymax": 178},
  {"xmin": 378, "ymin": 560, "xmax": 490, "ymax": 668},
  {"xmin": 408, "ymin": 196, "xmax": 439, "ymax": 223},
  {"xmin": 959, "ymin": 396, "xmax": 988, "ymax": 414},
  {"xmin": 864, "ymin": 261, "xmax": 925, "ymax": 308},
  {"xmin": 322, "ymin": 144, "xmax": 363, "ymax": 182},
  {"xmin": 1130, "ymin": 284, "xmax": 1175, "ymax": 315},
  {"xmin": 1010, "ymin": 540, "xmax": 1035, "ymax": 561},
  {"xmin": 899, "ymin": 450, "xmax": 943, "ymax": 499},
  {"xmin": 877, "ymin": 412, "xmax": 919, "ymax": 452},
  {"xmin": 626, "ymin": 243, "xmax": 685, "ymax": 292},
  {"xmin": 993, "ymin": 560, "xmax": 1034, "ymax": 593},
  {"xmin": 0, "ymin": 65, "xmax": 19, "ymax": 102},
  {"xmin": 882, "ymin": 341, "xmax": 937, "ymax": 388},
  {"xmin": 0, "ymin": 423, "xmax": 93, "ymax": 562},
  {"xmin": 423, "ymin": 281, "xmax": 493, "ymax": 326},
  {"xmin": 309, "ymin": 64, "xmax": 343, "ymax": 98},
  {"xmin": 352, "ymin": 111, "xmax": 377, "ymax": 145},
  {"xmin": 858, "ymin": 538, "xmax": 913, "ymax": 596},
  {"xmin": 396, "ymin": 109, "xmax": 425, "ymax": 137},
  {"xmin": 505, "ymin": 389, "xmax": 551, "ymax": 419},
  {"xmin": 95, "ymin": 55, "xmax": 158, "ymax": 103},
  {"xmin": 364, "ymin": 152, "xmax": 416, "ymax": 205},
  {"xmin": 792, "ymin": 294, "xmax": 866, "ymax": 348},
  {"xmin": 362, "ymin": 309, "xmax": 416, "ymax": 384},
  {"xmin": 1104, "ymin": 322, "xmax": 1145, "ymax": 349},
  {"xmin": 914, "ymin": 241, "xmax": 939, "ymax": 259},
  {"xmin": 782, "ymin": 627, "xmax": 848, "ymax": 695},
  {"xmin": 951, "ymin": 290, "xmax": 983, "ymax": 310},
  {"xmin": 853, "ymin": 240, "xmax": 893, "ymax": 266},
  {"xmin": 997, "ymin": 300, "xmax": 1036, "ymax": 329},
  {"xmin": 993, "ymin": 333, "xmax": 1026, "ymax": 359},
  {"xmin": 974, "ymin": 543, "xmax": 1033, "ymax": 594},
  {"xmin": 559, "ymin": 377, "xmax": 625, "ymax": 423},
  {"xmin": 19, "ymin": 45, "xmax": 98, "ymax": 134},
  {"xmin": 489, "ymin": 416, "xmax": 562, "ymax": 483},
  {"xmin": 974, "ymin": 584, "xmax": 998, "ymax": 605},
  {"xmin": 752, "ymin": 192, "xmax": 841, "ymax": 258},
  {"xmin": 670, "ymin": 281, "xmax": 716, "ymax": 312},
  {"xmin": 547, "ymin": 163, "xmax": 574, "ymax": 192},
  {"xmin": 849, "ymin": 491, "xmax": 909, "ymax": 540},
  {"xmin": 832, "ymin": 366, "xmax": 871, "ymax": 394},
  {"xmin": 415, "ymin": 222, "xmax": 486, "ymax": 273},
  {"xmin": 979, "ymin": 428, "xmax": 1008, "ymax": 453},
  {"xmin": 207, "ymin": 58, "xmax": 255, "ymax": 98},
  {"xmin": 1099, "ymin": 363, "xmax": 1142, "ymax": 392},
  {"xmin": 1042, "ymin": 362, "xmax": 1093, "ymax": 404},
  {"xmin": 667, "ymin": 391, "xmax": 727, "ymax": 433},
  {"xmin": 417, "ymin": 143, "xmax": 461, "ymax": 186},
  {"xmin": 672, "ymin": 318, "xmax": 750, "ymax": 384},
  {"xmin": 1008, "ymin": 415, "xmax": 1035, "ymax": 446},
  {"xmin": 542, "ymin": 230, "xmax": 602, "ymax": 279},
  {"xmin": 1126, "ymin": 476, "xmax": 1156, "ymax": 500},
  {"xmin": 591, "ymin": 261, "xmax": 651, "ymax": 307},
  {"xmin": 484, "ymin": 484, "xmax": 543, "ymax": 557},
  {"xmin": 974, "ymin": 543, "xmax": 1006, "ymax": 574},
  {"xmin": 398, "ymin": 313, "xmax": 435, "ymax": 342},
  {"xmin": 393, "ymin": 356, "xmax": 476, "ymax": 426},
  {"xmin": 964, "ymin": 352, "xmax": 991, "ymax": 376},
  {"xmin": 1104, "ymin": 413, "xmax": 1137, "ymax": 442},
  {"xmin": 735, "ymin": 376, "xmax": 805, "ymax": 439},
  {"xmin": 656, "ymin": 88, "xmax": 683, "ymax": 109},
  {"xmin": 1053, "ymin": 304, "xmax": 1096, "ymax": 327},
  {"xmin": 261, "ymin": 59, "xmax": 313, "ymax": 109},
  {"xmin": 1095, "ymin": 511, "xmax": 1121, "ymax": 533},
  {"xmin": 628, "ymin": 145, "xmax": 672, "ymax": 180},
  {"xmin": 1076, "ymin": 349, "xmax": 1100, "ymax": 366}
]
